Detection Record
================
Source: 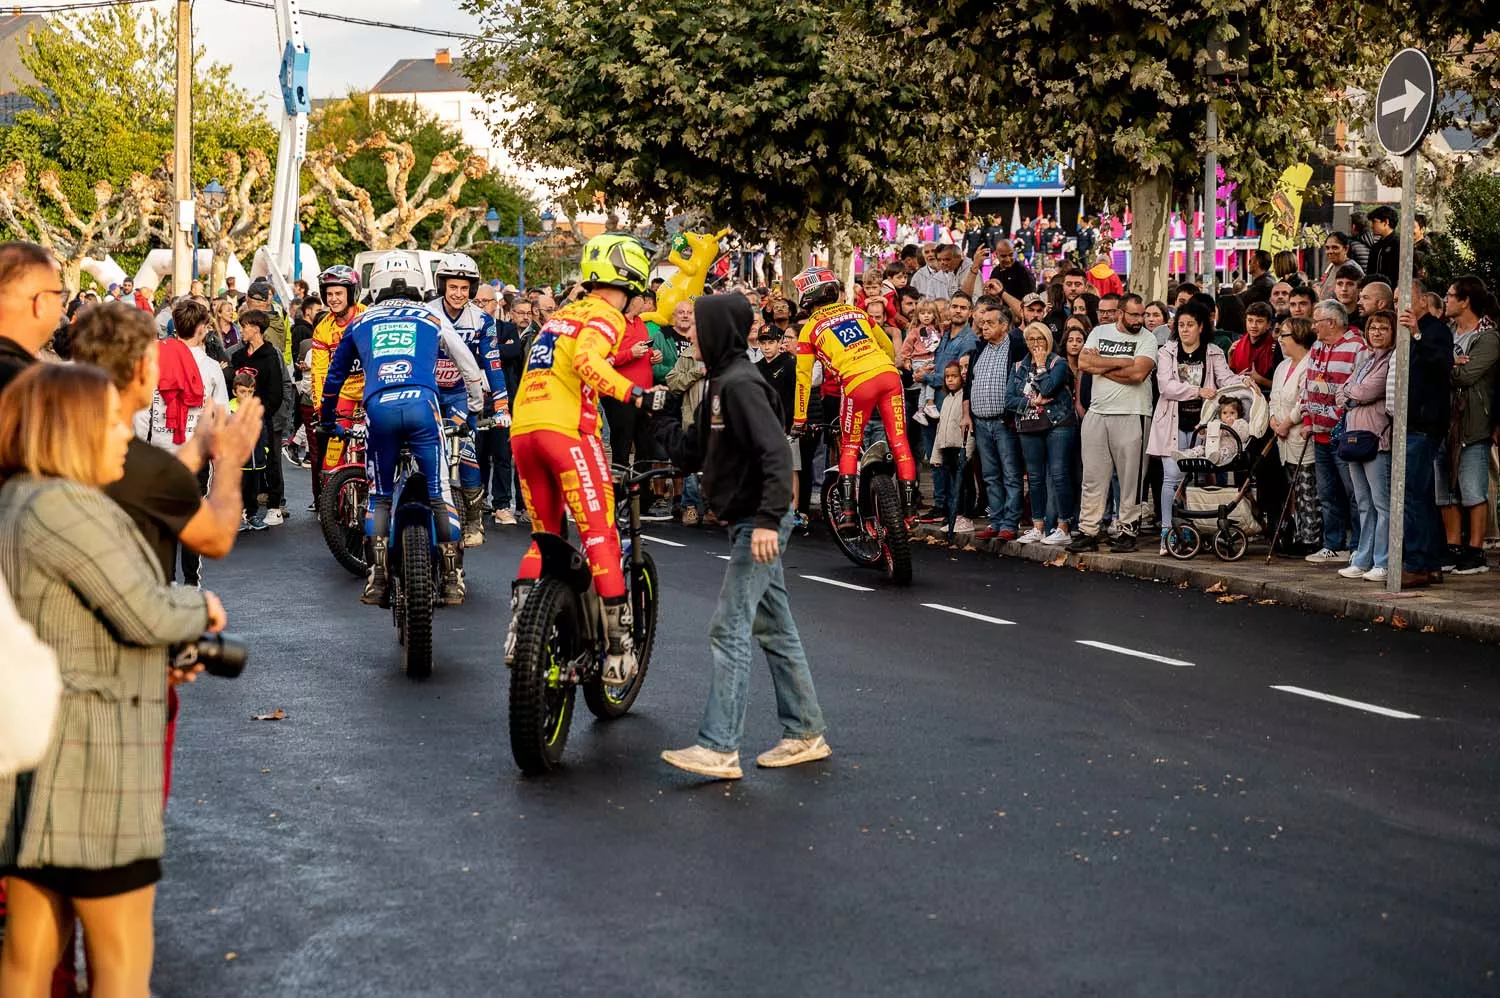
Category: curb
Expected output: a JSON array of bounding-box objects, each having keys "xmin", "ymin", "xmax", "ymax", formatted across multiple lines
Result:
[{"xmin": 912, "ymin": 525, "xmax": 1500, "ymax": 644}]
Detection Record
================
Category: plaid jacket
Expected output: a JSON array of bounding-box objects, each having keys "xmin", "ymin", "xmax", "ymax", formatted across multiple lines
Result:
[{"xmin": 0, "ymin": 477, "xmax": 206, "ymax": 871}]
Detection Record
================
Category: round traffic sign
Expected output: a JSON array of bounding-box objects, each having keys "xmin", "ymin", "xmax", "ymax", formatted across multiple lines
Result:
[{"xmin": 1375, "ymin": 48, "xmax": 1436, "ymax": 156}]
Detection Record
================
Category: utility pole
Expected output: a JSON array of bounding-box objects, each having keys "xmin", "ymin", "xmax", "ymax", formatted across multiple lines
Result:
[
  {"xmin": 1203, "ymin": 103, "xmax": 1218, "ymax": 296},
  {"xmin": 171, "ymin": 0, "xmax": 194, "ymax": 297}
]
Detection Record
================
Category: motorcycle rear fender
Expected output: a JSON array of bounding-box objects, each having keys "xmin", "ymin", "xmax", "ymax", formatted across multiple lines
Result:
[{"xmin": 530, "ymin": 531, "xmax": 594, "ymax": 595}]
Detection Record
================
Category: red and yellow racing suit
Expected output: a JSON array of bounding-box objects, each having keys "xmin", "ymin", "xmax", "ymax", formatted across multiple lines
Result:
[
  {"xmin": 310, "ymin": 303, "xmax": 367, "ymax": 473},
  {"xmin": 794, "ymin": 302, "xmax": 915, "ymax": 480},
  {"xmin": 511, "ymin": 294, "xmax": 637, "ymax": 599}
]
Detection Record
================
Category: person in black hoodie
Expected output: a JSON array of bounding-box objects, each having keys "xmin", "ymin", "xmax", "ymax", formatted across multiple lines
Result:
[{"xmin": 653, "ymin": 293, "xmax": 829, "ymax": 780}]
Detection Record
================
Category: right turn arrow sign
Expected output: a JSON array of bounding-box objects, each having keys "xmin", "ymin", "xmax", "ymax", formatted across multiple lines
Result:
[{"xmin": 1375, "ymin": 49, "xmax": 1436, "ymax": 155}]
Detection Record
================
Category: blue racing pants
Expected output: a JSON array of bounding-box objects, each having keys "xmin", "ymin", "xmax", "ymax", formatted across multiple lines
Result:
[
  {"xmin": 365, "ymin": 387, "xmax": 459, "ymax": 544},
  {"xmin": 439, "ymin": 388, "xmax": 481, "ymax": 490}
]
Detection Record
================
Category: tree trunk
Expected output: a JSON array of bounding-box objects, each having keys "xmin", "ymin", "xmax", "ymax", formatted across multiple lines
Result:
[
  {"xmin": 1129, "ymin": 172, "xmax": 1174, "ymax": 303},
  {"xmin": 780, "ymin": 228, "xmax": 809, "ymax": 300},
  {"xmin": 825, "ymin": 218, "xmax": 857, "ymax": 305},
  {"xmin": 61, "ymin": 256, "xmax": 83, "ymax": 294},
  {"xmin": 208, "ymin": 250, "xmax": 229, "ymax": 298}
]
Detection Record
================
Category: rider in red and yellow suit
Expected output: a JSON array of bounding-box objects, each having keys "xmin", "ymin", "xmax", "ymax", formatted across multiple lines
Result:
[
  {"xmin": 309, "ymin": 300, "xmax": 367, "ymax": 486},
  {"xmin": 791, "ymin": 267, "xmax": 917, "ymax": 525},
  {"xmin": 507, "ymin": 233, "xmax": 657, "ymax": 689}
]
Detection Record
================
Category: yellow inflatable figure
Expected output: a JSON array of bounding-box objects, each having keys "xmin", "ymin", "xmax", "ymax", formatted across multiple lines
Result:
[{"xmin": 641, "ymin": 227, "xmax": 731, "ymax": 326}]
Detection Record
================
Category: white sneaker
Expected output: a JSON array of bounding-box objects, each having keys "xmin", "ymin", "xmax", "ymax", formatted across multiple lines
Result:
[
  {"xmin": 493, "ymin": 508, "xmax": 517, "ymax": 525},
  {"xmin": 911, "ymin": 409, "xmax": 930, "ymax": 426},
  {"xmin": 1017, "ymin": 527, "xmax": 1043, "ymax": 544},
  {"xmin": 1338, "ymin": 564, "xmax": 1367, "ymax": 579},
  {"xmin": 1304, "ymin": 547, "xmax": 1340, "ymax": 564},
  {"xmin": 756, "ymin": 735, "xmax": 832, "ymax": 768},
  {"xmin": 1042, "ymin": 528, "xmax": 1070, "ymax": 545},
  {"xmin": 1362, "ymin": 567, "xmax": 1388, "ymax": 582},
  {"xmin": 922, "ymin": 401, "xmax": 941, "ymax": 421},
  {"xmin": 263, "ymin": 508, "xmax": 285, "ymax": 526},
  {"xmin": 952, "ymin": 515, "xmax": 976, "ymax": 533},
  {"xmin": 661, "ymin": 745, "xmax": 742, "ymax": 780}
]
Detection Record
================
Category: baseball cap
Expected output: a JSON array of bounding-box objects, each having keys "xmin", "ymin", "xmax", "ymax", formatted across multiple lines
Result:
[
  {"xmin": 1022, "ymin": 292, "xmax": 1046, "ymax": 307},
  {"xmin": 247, "ymin": 279, "xmax": 272, "ymax": 301}
]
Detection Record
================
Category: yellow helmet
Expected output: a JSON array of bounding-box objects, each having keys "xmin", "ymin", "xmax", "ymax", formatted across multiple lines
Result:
[{"xmin": 580, "ymin": 234, "xmax": 651, "ymax": 295}]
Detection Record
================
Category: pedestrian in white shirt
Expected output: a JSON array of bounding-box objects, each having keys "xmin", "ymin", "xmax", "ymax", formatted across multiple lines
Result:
[
  {"xmin": 133, "ymin": 299, "xmax": 230, "ymax": 452},
  {"xmin": 0, "ymin": 570, "xmax": 60, "ymax": 776}
]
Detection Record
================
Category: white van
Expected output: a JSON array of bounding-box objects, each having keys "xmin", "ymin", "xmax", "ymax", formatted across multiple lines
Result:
[{"xmin": 352, "ymin": 249, "xmax": 446, "ymax": 301}]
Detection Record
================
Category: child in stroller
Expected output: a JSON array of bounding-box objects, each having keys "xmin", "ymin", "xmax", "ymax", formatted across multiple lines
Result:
[
  {"xmin": 1164, "ymin": 384, "xmax": 1272, "ymax": 562},
  {"xmin": 1171, "ymin": 396, "xmax": 1252, "ymax": 466}
]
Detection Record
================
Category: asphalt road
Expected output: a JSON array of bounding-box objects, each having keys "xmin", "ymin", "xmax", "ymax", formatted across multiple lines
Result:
[{"xmin": 152, "ymin": 472, "xmax": 1500, "ymax": 997}]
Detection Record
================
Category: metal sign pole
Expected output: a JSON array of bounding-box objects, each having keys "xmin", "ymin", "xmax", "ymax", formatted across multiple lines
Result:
[
  {"xmin": 1204, "ymin": 103, "xmax": 1218, "ymax": 296},
  {"xmin": 1386, "ymin": 149, "xmax": 1417, "ymax": 593}
]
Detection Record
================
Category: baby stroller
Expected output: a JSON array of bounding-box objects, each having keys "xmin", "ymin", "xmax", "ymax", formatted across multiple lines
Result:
[{"xmin": 1164, "ymin": 382, "xmax": 1273, "ymax": 562}]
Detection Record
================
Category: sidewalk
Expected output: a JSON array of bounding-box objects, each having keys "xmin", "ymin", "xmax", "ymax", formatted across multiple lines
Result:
[{"xmin": 913, "ymin": 525, "xmax": 1500, "ymax": 643}]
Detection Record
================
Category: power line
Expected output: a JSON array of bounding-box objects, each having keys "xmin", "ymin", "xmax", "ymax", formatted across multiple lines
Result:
[
  {"xmin": 218, "ymin": 0, "xmax": 487, "ymax": 42},
  {"xmin": 7, "ymin": 0, "xmax": 491, "ymax": 41}
]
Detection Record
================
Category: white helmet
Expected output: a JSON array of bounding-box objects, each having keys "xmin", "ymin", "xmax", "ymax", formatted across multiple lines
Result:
[
  {"xmin": 367, "ymin": 252, "xmax": 423, "ymax": 302},
  {"xmin": 434, "ymin": 253, "xmax": 481, "ymax": 298}
]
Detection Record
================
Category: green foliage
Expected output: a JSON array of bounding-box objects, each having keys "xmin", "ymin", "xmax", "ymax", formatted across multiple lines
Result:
[
  {"xmin": 1439, "ymin": 171, "xmax": 1500, "ymax": 291},
  {"xmin": 903, "ymin": 0, "xmax": 1357, "ymax": 212},
  {"xmin": 463, "ymin": 0, "xmax": 971, "ymax": 244},
  {"xmin": 0, "ymin": 4, "xmax": 274, "ymax": 204},
  {"xmin": 305, "ymin": 92, "xmax": 535, "ymax": 259}
]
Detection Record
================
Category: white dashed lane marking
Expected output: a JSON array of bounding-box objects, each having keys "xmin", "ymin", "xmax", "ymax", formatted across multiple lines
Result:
[
  {"xmin": 920, "ymin": 603, "xmax": 1015, "ymax": 626},
  {"xmin": 800, "ymin": 575, "xmax": 875, "ymax": 592},
  {"xmin": 1270, "ymin": 685, "xmax": 1421, "ymax": 719},
  {"xmin": 640, "ymin": 535, "xmax": 686, "ymax": 548},
  {"xmin": 1075, "ymin": 640, "xmax": 1195, "ymax": 667}
]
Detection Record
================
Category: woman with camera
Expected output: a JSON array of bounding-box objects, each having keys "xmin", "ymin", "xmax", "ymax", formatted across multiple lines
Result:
[{"xmin": 0, "ymin": 363, "xmax": 225, "ymax": 997}]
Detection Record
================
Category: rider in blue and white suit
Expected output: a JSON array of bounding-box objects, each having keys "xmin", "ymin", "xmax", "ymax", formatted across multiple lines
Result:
[
  {"xmin": 426, "ymin": 253, "xmax": 510, "ymax": 548},
  {"xmin": 321, "ymin": 253, "xmax": 493, "ymax": 607}
]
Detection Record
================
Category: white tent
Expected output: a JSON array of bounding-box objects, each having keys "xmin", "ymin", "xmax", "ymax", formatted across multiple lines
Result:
[
  {"xmin": 249, "ymin": 243, "xmax": 321, "ymax": 292},
  {"xmin": 80, "ymin": 256, "xmax": 127, "ymax": 290},
  {"xmin": 133, "ymin": 250, "xmax": 250, "ymax": 294}
]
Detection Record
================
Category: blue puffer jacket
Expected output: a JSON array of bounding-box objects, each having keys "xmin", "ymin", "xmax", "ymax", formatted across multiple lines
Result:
[{"xmin": 1005, "ymin": 352, "xmax": 1077, "ymax": 427}]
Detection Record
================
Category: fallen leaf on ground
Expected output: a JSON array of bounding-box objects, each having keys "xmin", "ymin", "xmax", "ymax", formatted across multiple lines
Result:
[
  {"xmin": 1206, "ymin": 581, "xmax": 1228, "ymax": 594},
  {"xmin": 225, "ymin": 952, "xmax": 238, "ymax": 961},
  {"xmin": 1372, "ymin": 615, "xmax": 1386, "ymax": 624},
  {"xmin": 1075, "ymin": 562, "xmax": 1086, "ymax": 572},
  {"xmin": 1420, "ymin": 625, "xmax": 1435, "ymax": 633},
  {"xmin": 252, "ymin": 709, "xmax": 285, "ymax": 721},
  {"xmin": 1177, "ymin": 581, "xmax": 1191, "ymax": 589},
  {"xmin": 1050, "ymin": 554, "xmax": 1067, "ymax": 567},
  {"xmin": 1391, "ymin": 614, "xmax": 1408, "ymax": 630},
  {"xmin": 1216, "ymin": 594, "xmax": 1248, "ymax": 603},
  {"xmin": 1254, "ymin": 598, "xmax": 1279, "ymax": 606}
]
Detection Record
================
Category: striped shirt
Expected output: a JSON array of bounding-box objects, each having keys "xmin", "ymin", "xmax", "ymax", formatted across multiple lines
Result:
[
  {"xmin": 1302, "ymin": 329, "xmax": 1366, "ymax": 441},
  {"xmin": 969, "ymin": 338, "xmax": 1012, "ymax": 418}
]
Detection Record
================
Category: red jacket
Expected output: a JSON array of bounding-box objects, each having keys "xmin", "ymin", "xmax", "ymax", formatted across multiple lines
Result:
[
  {"xmin": 156, "ymin": 338, "xmax": 204, "ymax": 444},
  {"xmin": 133, "ymin": 290, "xmax": 154, "ymax": 313},
  {"xmin": 613, "ymin": 316, "xmax": 654, "ymax": 389}
]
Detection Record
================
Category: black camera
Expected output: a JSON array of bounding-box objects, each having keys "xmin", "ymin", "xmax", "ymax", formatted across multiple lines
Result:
[{"xmin": 170, "ymin": 633, "xmax": 249, "ymax": 679}]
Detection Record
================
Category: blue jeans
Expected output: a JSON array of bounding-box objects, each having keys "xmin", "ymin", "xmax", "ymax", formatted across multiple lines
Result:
[
  {"xmin": 698, "ymin": 512, "xmax": 826, "ymax": 753},
  {"xmin": 1348, "ymin": 450, "xmax": 1391, "ymax": 571},
  {"xmin": 932, "ymin": 448, "xmax": 966, "ymax": 524},
  {"xmin": 1018, "ymin": 424, "xmax": 1078, "ymax": 529},
  {"xmin": 683, "ymin": 473, "xmax": 703, "ymax": 513},
  {"xmin": 1313, "ymin": 440, "xmax": 1358, "ymax": 552},
  {"xmin": 972, "ymin": 416, "xmax": 1023, "ymax": 531},
  {"xmin": 1403, "ymin": 432, "xmax": 1446, "ymax": 573},
  {"xmin": 485, "ymin": 422, "xmax": 513, "ymax": 507}
]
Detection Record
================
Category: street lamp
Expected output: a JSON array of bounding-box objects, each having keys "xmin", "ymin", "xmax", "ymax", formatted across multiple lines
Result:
[
  {"xmin": 485, "ymin": 207, "xmax": 501, "ymax": 240},
  {"xmin": 540, "ymin": 210, "xmax": 555, "ymax": 235},
  {"xmin": 200, "ymin": 178, "xmax": 227, "ymax": 212}
]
